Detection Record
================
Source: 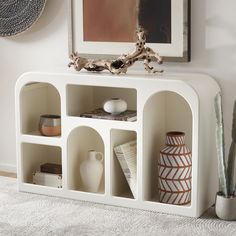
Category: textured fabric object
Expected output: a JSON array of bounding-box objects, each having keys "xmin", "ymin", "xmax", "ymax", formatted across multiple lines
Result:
[
  {"xmin": 0, "ymin": 0, "xmax": 46, "ymax": 37},
  {"xmin": 0, "ymin": 176, "xmax": 235, "ymax": 236}
]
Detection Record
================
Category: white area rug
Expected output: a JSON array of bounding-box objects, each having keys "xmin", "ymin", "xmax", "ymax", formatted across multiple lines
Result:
[{"xmin": 0, "ymin": 176, "xmax": 235, "ymax": 236}]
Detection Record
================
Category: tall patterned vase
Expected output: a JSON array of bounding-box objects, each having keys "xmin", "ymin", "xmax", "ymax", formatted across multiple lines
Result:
[{"xmin": 158, "ymin": 132, "xmax": 192, "ymax": 205}]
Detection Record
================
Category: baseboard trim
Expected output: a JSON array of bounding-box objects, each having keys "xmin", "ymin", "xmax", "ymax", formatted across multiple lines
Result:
[{"xmin": 0, "ymin": 164, "xmax": 17, "ymax": 173}]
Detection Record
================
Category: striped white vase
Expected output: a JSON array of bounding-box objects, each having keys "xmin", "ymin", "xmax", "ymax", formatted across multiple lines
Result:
[{"xmin": 158, "ymin": 132, "xmax": 192, "ymax": 205}]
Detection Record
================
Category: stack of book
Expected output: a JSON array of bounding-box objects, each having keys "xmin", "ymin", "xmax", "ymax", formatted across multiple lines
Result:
[
  {"xmin": 40, "ymin": 163, "xmax": 62, "ymax": 174},
  {"xmin": 33, "ymin": 163, "xmax": 62, "ymax": 188},
  {"xmin": 80, "ymin": 108, "xmax": 137, "ymax": 122},
  {"xmin": 114, "ymin": 140, "xmax": 137, "ymax": 198}
]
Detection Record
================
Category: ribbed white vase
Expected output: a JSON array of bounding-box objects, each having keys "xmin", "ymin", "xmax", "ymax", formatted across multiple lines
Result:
[{"xmin": 158, "ymin": 132, "xmax": 192, "ymax": 205}]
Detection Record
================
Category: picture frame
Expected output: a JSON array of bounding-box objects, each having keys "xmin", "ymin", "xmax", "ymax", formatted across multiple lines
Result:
[{"xmin": 68, "ymin": 0, "xmax": 191, "ymax": 62}]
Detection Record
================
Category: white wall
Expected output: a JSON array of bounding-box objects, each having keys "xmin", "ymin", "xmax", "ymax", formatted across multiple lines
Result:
[
  {"xmin": 0, "ymin": 0, "xmax": 68, "ymax": 172},
  {"xmin": 0, "ymin": 0, "xmax": 236, "ymax": 172}
]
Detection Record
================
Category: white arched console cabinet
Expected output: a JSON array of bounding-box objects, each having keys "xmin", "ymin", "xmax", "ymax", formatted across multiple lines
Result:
[{"xmin": 15, "ymin": 71, "xmax": 220, "ymax": 217}]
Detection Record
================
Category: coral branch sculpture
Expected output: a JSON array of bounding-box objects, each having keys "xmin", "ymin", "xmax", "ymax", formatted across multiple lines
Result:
[
  {"xmin": 68, "ymin": 29, "xmax": 163, "ymax": 75},
  {"xmin": 214, "ymin": 93, "xmax": 236, "ymax": 197}
]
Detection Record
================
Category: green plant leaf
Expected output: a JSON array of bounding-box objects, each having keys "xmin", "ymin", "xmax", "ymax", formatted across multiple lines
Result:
[
  {"xmin": 228, "ymin": 143, "xmax": 236, "ymax": 195},
  {"xmin": 232, "ymin": 101, "xmax": 236, "ymax": 142},
  {"xmin": 214, "ymin": 93, "xmax": 228, "ymax": 197},
  {"xmin": 228, "ymin": 101, "xmax": 236, "ymax": 195}
]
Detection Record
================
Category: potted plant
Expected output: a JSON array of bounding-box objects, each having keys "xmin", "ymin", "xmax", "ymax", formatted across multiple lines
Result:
[{"xmin": 214, "ymin": 93, "xmax": 236, "ymax": 221}]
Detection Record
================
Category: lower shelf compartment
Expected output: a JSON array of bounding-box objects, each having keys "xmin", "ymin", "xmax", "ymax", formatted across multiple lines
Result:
[{"xmin": 21, "ymin": 143, "xmax": 62, "ymax": 188}]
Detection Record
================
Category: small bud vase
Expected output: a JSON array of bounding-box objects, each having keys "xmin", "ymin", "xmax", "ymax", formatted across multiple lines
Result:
[{"xmin": 158, "ymin": 131, "xmax": 192, "ymax": 205}]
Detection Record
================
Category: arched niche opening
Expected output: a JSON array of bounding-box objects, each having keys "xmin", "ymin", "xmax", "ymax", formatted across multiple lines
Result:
[
  {"xmin": 67, "ymin": 126, "xmax": 105, "ymax": 194},
  {"xmin": 143, "ymin": 91, "xmax": 193, "ymax": 203},
  {"xmin": 20, "ymin": 82, "xmax": 61, "ymax": 136}
]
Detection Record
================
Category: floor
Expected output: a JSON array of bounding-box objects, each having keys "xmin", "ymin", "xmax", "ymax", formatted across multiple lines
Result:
[
  {"xmin": 1, "ymin": 173, "xmax": 236, "ymax": 235},
  {"xmin": 0, "ymin": 171, "xmax": 16, "ymax": 178},
  {"xmin": 1, "ymin": 175, "xmax": 235, "ymax": 236}
]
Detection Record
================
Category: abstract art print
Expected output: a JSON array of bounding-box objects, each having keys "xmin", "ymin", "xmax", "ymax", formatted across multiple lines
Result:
[{"xmin": 69, "ymin": 0, "xmax": 190, "ymax": 62}]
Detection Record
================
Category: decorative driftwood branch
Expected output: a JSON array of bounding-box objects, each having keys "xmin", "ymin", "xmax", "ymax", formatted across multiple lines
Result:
[{"xmin": 68, "ymin": 29, "xmax": 163, "ymax": 75}]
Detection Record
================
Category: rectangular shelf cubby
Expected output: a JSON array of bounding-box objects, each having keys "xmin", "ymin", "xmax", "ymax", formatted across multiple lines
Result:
[
  {"xmin": 16, "ymin": 71, "xmax": 220, "ymax": 217},
  {"xmin": 111, "ymin": 129, "xmax": 137, "ymax": 199},
  {"xmin": 21, "ymin": 143, "xmax": 62, "ymax": 187},
  {"xmin": 67, "ymin": 85, "xmax": 137, "ymax": 121},
  {"xmin": 20, "ymin": 82, "xmax": 61, "ymax": 136}
]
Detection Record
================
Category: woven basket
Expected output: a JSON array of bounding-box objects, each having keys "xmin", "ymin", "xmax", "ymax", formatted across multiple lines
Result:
[{"xmin": 0, "ymin": 0, "xmax": 46, "ymax": 37}]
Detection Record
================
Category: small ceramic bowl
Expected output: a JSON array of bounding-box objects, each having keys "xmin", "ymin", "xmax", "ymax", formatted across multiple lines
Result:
[
  {"xmin": 39, "ymin": 114, "xmax": 61, "ymax": 136},
  {"xmin": 103, "ymin": 98, "xmax": 127, "ymax": 115}
]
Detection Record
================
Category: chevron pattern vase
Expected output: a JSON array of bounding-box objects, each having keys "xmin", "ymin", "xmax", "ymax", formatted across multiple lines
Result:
[{"xmin": 158, "ymin": 132, "xmax": 192, "ymax": 205}]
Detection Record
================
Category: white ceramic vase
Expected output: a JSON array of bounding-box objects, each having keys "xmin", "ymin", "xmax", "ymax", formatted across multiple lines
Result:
[
  {"xmin": 80, "ymin": 150, "xmax": 104, "ymax": 193},
  {"xmin": 215, "ymin": 193, "xmax": 236, "ymax": 221},
  {"xmin": 103, "ymin": 98, "xmax": 127, "ymax": 115}
]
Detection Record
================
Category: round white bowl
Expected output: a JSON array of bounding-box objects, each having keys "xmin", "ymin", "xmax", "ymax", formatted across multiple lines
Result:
[{"xmin": 103, "ymin": 98, "xmax": 127, "ymax": 115}]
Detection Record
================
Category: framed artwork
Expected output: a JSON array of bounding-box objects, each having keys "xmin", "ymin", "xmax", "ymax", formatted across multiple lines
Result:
[{"xmin": 69, "ymin": 0, "xmax": 191, "ymax": 62}]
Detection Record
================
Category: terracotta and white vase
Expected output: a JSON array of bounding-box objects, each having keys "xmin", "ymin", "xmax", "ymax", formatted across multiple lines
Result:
[
  {"xmin": 80, "ymin": 150, "xmax": 104, "ymax": 193},
  {"xmin": 215, "ymin": 193, "xmax": 236, "ymax": 221},
  {"xmin": 158, "ymin": 131, "xmax": 192, "ymax": 205}
]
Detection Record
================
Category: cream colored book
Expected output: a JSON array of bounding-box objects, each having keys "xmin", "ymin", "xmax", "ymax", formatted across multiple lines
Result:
[{"xmin": 114, "ymin": 140, "xmax": 137, "ymax": 198}]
